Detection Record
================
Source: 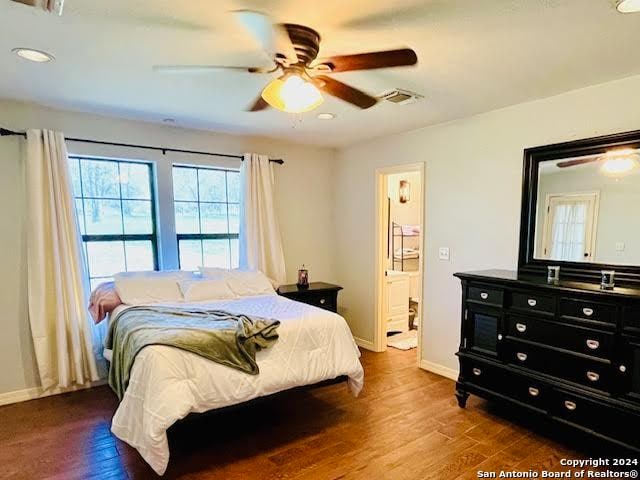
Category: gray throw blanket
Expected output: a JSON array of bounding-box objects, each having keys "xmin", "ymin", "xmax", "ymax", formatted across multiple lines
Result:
[{"xmin": 105, "ymin": 306, "xmax": 280, "ymax": 400}]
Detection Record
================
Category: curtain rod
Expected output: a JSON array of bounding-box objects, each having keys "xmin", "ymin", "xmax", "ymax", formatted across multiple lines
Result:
[{"xmin": 0, "ymin": 128, "xmax": 284, "ymax": 165}]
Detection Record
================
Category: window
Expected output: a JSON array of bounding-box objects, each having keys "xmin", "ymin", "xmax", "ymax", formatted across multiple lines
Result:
[
  {"xmin": 541, "ymin": 193, "xmax": 599, "ymax": 262},
  {"xmin": 69, "ymin": 157, "xmax": 157, "ymax": 289},
  {"xmin": 173, "ymin": 165, "xmax": 240, "ymax": 270}
]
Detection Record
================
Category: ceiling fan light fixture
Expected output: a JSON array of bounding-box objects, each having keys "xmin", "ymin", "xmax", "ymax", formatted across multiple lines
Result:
[
  {"xmin": 261, "ymin": 74, "xmax": 324, "ymax": 113},
  {"xmin": 600, "ymin": 149, "xmax": 639, "ymax": 175},
  {"xmin": 617, "ymin": 0, "xmax": 640, "ymax": 13},
  {"xmin": 12, "ymin": 47, "xmax": 54, "ymax": 63}
]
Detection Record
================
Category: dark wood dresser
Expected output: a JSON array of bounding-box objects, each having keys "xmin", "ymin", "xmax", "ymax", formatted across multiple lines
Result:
[
  {"xmin": 455, "ymin": 269, "xmax": 640, "ymax": 453},
  {"xmin": 277, "ymin": 282, "xmax": 342, "ymax": 313}
]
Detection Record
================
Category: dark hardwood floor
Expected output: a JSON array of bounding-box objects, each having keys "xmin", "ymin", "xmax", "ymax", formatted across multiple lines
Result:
[{"xmin": 0, "ymin": 348, "xmax": 618, "ymax": 479}]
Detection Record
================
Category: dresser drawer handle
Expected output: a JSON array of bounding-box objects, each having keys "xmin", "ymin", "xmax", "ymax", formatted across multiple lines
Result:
[
  {"xmin": 564, "ymin": 400, "xmax": 577, "ymax": 411},
  {"xmin": 528, "ymin": 387, "xmax": 540, "ymax": 397},
  {"xmin": 516, "ymin": 323, "xmax": 527, "ymax": 333},
  {"xmin": 586, "ymin": 371, "xmax": 600, "ymax": 382},
  {"xmin": 516, "ymin": 352, "xmax": 528, "ymax": 362},
  {"xmin": 527, "ymin": 298, "xmax": 537, "ymax": 307},
  {"xmin": 620, "ymin": 365, "xmax": 627, "ymax": 373},
  {"xmin": 582, "ymin": 307, "xmax": 594, "ymax": 317},
  {"xmin": 586, "ymin": 339, "xmax": 599, "ymax": 350},
  {"xmin": 480, "ymin": 292, "xmax": 489, "ymax": 300},
  {"xmin": 472, "ymin": 368, "xmax": 482, "ymax": 376},
  {"xmin": 320, "ymin": 298, "xmax": 326, "ymax": 305}
]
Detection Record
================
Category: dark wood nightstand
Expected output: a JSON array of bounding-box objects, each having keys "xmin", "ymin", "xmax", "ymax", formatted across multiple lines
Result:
[{"xmin": 277, "ymin": 282, "xmax": 343, "ymax": 313}]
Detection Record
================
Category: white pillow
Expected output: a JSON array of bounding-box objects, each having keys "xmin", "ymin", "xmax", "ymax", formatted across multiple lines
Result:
[
  {"xmin": 114, "ymin": 270, "xmax": 192, "ymax": 305},
  {"xmin": 225, "ymin": 270, "xmax": 277, "ymax": 297},
  {"xmin": 177, "ymin": 278, "xmax": 236, "ymax": 302},
  {"xmin": 199, "ymin": 267, "xmax": 281, "ymax": 289}
]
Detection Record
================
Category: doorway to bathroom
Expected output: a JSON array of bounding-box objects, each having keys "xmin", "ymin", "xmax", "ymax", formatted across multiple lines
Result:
[{"xmin": 374, "ymin": 163, "xmax": 424, "ymax": 363}]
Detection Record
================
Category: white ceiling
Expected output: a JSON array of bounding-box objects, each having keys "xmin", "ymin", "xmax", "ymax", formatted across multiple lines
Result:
[{"xmin": 1, "ymin": 0, "xmax": 640, "ymax": 147}]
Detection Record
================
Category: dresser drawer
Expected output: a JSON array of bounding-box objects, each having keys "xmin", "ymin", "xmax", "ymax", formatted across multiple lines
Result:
[
  {"xmin": 461, "ymin": 358, "xmax": 548, "ymax": 411},
  {"xmin": 510, "ymin": 291, "xmax": 555, "ymax": 315},
  {"xmin": 560, "ymin": 298, "xmax": 617, "ymax": 325},
  {"xmin": 506, "ymin": 339, "xmax": 612, "ymax": 392},
  {"xmin": 467, "ymin": 285, "xmax": 503, "ymax": 307},
  {"xmin": 507, "ymin": 316, "xmax": 614, "ymax": 359},
  {"xmin": 551, "ymin": 389, "xmax": 640, "ymax": 448}
]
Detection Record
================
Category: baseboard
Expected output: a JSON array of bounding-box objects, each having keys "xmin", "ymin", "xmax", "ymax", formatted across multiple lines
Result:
[
  {"xmin": 354, "ymin": 336, "xmax": 377, "ymax": 351},
  {"xmin": 419, "ymin": 359, "xmax": 459, "ymax": 381},
  {"xmin": 0, "ymin": 379, "xmax": 107, "ymax": 407}
]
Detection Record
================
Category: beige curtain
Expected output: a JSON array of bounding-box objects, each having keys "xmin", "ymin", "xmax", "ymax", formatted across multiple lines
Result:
[
  {"xmin": 25, "ymin": 129, "xmax": 100, "ymax": 390},
  {"xmin": 239, "ymin": 153, "xmax": 287, "ymax": 285}
]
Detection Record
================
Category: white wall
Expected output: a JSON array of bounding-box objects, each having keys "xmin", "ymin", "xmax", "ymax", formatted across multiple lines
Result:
[
  {"xmin": 334, "ymin": 73, "xmax": 640, "ymax": 373},
  {"xmin": 0, "ymin": 99, "xmax": 338, "ymax": 396}
]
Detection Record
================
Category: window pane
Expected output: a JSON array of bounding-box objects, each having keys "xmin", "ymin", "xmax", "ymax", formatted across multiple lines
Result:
[
  {"xmin": 200, "ymin": 203, "xmax": 228, "ymax": 233},
  {"xmin": 198, "ymin": 169, "xmax": 226, "ymax": 202},
  {"xmin": 230, "ymin": 238, "xmax": 239, "ymax": 268},
  {"xmin": 84, "ymin": 199, "xmax": 123, "ymax": 234},
  {"xmin": 227, "ymin": 171, "xmax": 240, "ymax": 203},
  {"xmin": 125, "ymin": 241, "xmax": 154, "ymax": 271},
  {"xmin": 123, "ymin": 200, "xmax": 153, "ymax": 234},
  {"xmin": 86, "ymin": 241, "xmax": 125, "ymax": 278},
  {"xmin": 179, "ymin": 240, "xmax": 203, "ymax": 270},
  {"xmin": 228, "ymin": 204, "xmax": 239, "ymax": 234},
  {"xmin": 81, "ymin": 160, "xmax": 119, "ymax": 198},
  {"xmin": 174, "ymin": 202, "xmax": 200, "ymax": 234},
  {"xmin": 120, "ymin": 163, "xmax": 151, "ymax": 200},
  {"xmin": 203, "ymin": 239, "xmax": 231, "ymax": 269},
  {"xmin": 75, "ymin": 199, "xmax": 85, "ymax": 235},
  {"xmin": 90, "ymin": 277, "xmax": 113, "ymax": 292},
  {"xmin": 69, "ymin": 158, "xmax": 81, "ymax": 197},
  {"xmin": 173, "ymin": 167, "xmax": 198, "ymax": 201}
]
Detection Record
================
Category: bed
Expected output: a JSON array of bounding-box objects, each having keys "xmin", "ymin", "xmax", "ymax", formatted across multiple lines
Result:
[{"xmin": 105, "ymin": 293, "xmax": 364, "ymax": 476}]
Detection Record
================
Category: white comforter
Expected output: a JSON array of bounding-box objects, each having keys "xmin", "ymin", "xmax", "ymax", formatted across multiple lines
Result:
[{"xmin": 108, "ymin": 294, "xmax": 364, "ymax": 475}]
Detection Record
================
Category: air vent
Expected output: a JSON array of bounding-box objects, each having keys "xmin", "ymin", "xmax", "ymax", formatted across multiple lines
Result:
[
  {"xmin": 378, "ymin": 88, "xmax": 423, "ymax": 105},
  {"xmin": 10, "ymin": 0, "xmax": 64, "ymax": 14}
]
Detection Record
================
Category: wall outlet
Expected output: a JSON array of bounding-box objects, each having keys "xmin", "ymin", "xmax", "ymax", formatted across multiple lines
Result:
[
  {"xmin": 439, "ymin": 247, "xmax": 450, "ymax": 261},
  {"xmin": 616, "ymin": 242, "xmax": 626, "ymax": 252}
]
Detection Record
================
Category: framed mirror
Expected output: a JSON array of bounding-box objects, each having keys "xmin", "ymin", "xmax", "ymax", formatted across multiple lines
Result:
[{"xmin": 519, "ymin": 129, "xmax": 640, "ymax": 286}]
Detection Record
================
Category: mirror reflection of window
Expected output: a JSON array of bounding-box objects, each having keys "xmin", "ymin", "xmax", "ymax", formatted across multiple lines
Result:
[
  {"xmin": 543, "ymin": 194, "xmax": 598, "ymax": 262},
  {"xmin": 534, "ymin": 147, "xmax": 640, "ymax": 265}
]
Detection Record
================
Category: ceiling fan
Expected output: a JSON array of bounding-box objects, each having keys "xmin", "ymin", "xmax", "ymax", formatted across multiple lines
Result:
[
  {"xmin": 153, "ymin": 10, "xmax": 418, "ymax": 113},
  {"xmin": 556, "ymin": 149, "xmax": 640, "ymax": 174}
]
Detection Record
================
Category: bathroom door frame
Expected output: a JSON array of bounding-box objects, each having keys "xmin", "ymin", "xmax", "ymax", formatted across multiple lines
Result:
[{"xmin": 374, "ymin": 162, "xmax": 425, "ymax": 362}]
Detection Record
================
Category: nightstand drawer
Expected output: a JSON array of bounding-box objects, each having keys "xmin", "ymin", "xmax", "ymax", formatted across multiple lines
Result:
[{"xmin": 277, "ymin": 283, "xmax": 342, "ymax": 313}]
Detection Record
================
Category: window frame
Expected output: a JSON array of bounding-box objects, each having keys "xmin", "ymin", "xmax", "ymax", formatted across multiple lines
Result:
[
  {"xmin": 172, "ymin": 164, "xmax": 240, "ymax": 270},
  {"xmin": 70, "ymin": 156, "xmax": 159, "ymax": 285}
]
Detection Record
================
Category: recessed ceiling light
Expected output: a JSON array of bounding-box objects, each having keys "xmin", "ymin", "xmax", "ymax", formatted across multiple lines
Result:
[
  {"xmin": 12, "ymin": 47, "xmax": 54, "ymax": 63},
  {"xmin": 317, "ymin": 113, "xmax": 336, "ymax": 120},
  {"xmin": 617, "ymin": 0, "xmax": 640, "ymax": 13}
]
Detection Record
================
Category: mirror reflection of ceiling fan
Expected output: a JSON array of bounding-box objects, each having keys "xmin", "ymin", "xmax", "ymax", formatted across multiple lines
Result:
[
  {"xmin": 556, "ymin": 148, "xmax": 640, "ymax": 174},
  {"xmin": 153, "ymin": 10, "xmax": 418, "ymax": 114}
]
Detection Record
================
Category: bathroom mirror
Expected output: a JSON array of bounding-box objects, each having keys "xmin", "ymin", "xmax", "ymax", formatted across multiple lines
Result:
[{"xmin": 519, "ymin": 129, "xmax": 640, "ymax": 286}]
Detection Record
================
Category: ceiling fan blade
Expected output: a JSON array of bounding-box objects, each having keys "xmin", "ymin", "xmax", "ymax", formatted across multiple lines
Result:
[
  {"xmin": 247, "ymin": 95, "xmax": 269, "ymax": 112},
  {"xmin": 232, "ymin": 10, "xmax": 298, "ymax": 65},
  {"xmin": 153, "ymin": 65, "xmax": 275, "ymax": 74},
  {"xmin": 316, "ymin": 48, "xmax": 417, "ymax": 73},
  {"xmin": 313, "ymin": 76, "xmax": 377, "ymax": 109},
  {"xmin": 557, "ymin": 158, "xmax": 599, "ymax": 168}
]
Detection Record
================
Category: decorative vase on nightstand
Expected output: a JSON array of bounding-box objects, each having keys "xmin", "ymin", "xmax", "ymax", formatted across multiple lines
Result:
[{"xmin": 297, "ymin": 265, "xmax": 309, "ymax": 289}]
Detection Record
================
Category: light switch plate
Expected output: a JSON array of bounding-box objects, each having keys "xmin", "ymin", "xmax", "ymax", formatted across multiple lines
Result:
[
  {"xmin": 616, "ymin": 242, "xmax": 626, "ymax": 252},
  {"xmin": 439, "ymin": 247, "xmax": 450, "ymax": 261}
]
